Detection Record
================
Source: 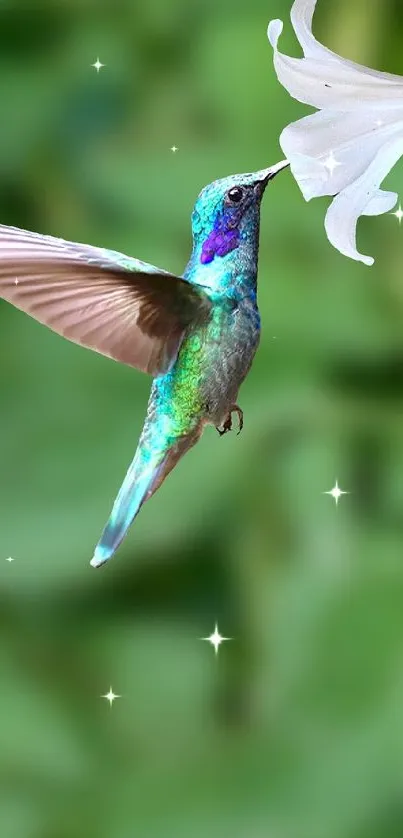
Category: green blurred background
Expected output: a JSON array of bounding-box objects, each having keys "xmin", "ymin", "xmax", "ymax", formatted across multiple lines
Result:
[{"xmin": 1, "ymin": 0, "xmax": 403, "ymax": 836}]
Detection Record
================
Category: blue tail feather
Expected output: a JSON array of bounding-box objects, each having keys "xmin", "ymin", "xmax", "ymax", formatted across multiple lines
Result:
[{"xmin": 90, "ymin": 451, "xmax": 164, "ymax": 568}]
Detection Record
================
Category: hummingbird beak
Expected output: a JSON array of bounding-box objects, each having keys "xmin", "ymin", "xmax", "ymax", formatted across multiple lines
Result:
[{"xmin": 255, "ymin": 159, "xmax": 289, "ymax": 187}]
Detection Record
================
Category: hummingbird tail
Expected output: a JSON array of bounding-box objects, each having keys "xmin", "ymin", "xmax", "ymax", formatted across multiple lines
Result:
[{"xmin": 90, "ymin": 428, "xmax": 202, "ymax": 568}]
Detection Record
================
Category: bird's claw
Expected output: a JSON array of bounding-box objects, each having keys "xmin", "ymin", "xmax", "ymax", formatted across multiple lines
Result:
[{"xmin": 217, "ymin": 405, "xmax": 243, "ymax": 436}]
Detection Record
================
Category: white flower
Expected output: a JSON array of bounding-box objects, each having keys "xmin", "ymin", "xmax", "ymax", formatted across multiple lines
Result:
[{"xmin": 268, "ymin": 0, "xmax": 403, "ymax": 266}]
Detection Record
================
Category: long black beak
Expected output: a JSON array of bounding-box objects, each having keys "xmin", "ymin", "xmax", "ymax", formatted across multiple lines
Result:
[{"xmin": 256, "ymin": 159, "xmax": 289, "ymax": 185}]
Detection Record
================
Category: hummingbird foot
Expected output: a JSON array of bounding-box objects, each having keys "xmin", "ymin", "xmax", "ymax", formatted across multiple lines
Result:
[{"xmin": 216, "ymin": 404, "xmax": 243, "ymax": 436}]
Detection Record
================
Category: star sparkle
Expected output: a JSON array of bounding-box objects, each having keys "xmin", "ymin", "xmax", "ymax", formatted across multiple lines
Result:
[
  {"xmin": 101, "ymin": 686, "xmax": 120, "ymax": 706},
  {"xmin": 323, "ymin": 151, "xmax": 342, "ymax": 176},
  {"xmin": 323, "ymin": 479, "xmax": 349, "ymax": 506},
  {"xmin": 5, "ymin": 556, "xmax": 15, "ymax": 562},
  {"xmin": 391, "ymin": 203, "xmax": 403, "ymax": 224},
  {"xmin": 170, "ymin": 145, "xmax": 178, "ymax": 153},
  {"xmin": 202, "ymin": 623, "xmax": 230, "ymax": 656},
  {"xmin": 91, "ymin": 58, "xmax": 105, "ymax": 73},
  {"xmin": 14, "ymin": 278, "xmax": 19, "ymax": 285}
]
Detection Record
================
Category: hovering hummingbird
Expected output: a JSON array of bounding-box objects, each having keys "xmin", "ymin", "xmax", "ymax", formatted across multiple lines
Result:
[{"xmin": 0, "ymin": 159, "xmax": 288, "ymax": 568}]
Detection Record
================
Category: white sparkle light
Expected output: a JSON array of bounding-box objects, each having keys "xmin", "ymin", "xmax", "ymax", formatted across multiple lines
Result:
[
  {"xmin": 5, "ymin": 556, "xmax": 14, "ymax": 562},
  {"xmin": 101, "ymin": 687, "xmax": 120, "ymax": 706},
  {"xmin": 92, "ymin": 58, "xmax": 105, "ymax": 73},
  {"xmin": 170, "ymin": 145, "xmax": 178, "ymax": 153},
  {"xmin": 14, "ymin": 278, "xmax": 19, "ymax": 285},
  {"xmin": 391, "ymin": 204, "xmax": 403, "ymax": 224},
  {"xmin": 323, "ymin": 151, "xmax": 343, "ymax": 177},
  {"xmin": 202, "ymin": 623, "xmax": 230, "ymax": 656},
  {"xmin": 323, "ymin": 479, "xmax": 349, "ymax": 506}
]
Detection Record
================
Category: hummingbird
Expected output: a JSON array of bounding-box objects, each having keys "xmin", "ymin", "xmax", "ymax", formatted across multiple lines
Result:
[{"xmin": 0, "ymin": 159, "xmax": 288, "ymax": 568}]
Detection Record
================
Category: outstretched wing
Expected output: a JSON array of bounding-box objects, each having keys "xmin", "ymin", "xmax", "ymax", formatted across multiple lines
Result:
[{"xmin": 0, "ymin": 225, "xmax": 210, "ymax": 375}]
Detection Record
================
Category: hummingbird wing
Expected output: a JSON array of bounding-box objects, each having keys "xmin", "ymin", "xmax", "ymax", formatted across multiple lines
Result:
[{"xmin": 0, "ymin": 225, "xmax": 211, "ymax": 375}]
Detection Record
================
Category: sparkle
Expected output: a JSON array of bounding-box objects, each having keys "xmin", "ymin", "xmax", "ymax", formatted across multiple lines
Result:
[
  {"xmin": 323, "ymin": 479, "xmax": 349, "ymax": 506},
  {"xmin": 101, "ymin": 686, "xmax": 120, "ymax": 706},
  {"xmin": 14, "ymin": 278, "xmax": 19, "ymax": 285},
  {"xmin": 202, "ymin": 623, "xmax": 230, "ymax": 656},
  {"xmin": 391, "ymin": 204, "xmax": 403, "ymax": 224},
  {"xmin": 170, "ymin": 145, "xmax": 178, "ymax": 153},
  {"xmin": 375, "ymin": 119, "xmax": 383, "ymax": 127},
  {"xmin": 5, "ymin": 556, "xmax": 14, "ymax": 562},
  {"xmin": 323, "ymin": 151, "xmax": 342, "ymax": 177},
  {"xmin": 91, "ymin": 58, "xmax": 105, "ymax": 73}
]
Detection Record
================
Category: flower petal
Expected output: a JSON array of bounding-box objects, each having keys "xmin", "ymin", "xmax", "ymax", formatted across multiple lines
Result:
[
  {"xmin": 290, "ymin": 0, "xmax": 337, "ymax": 61},
  {"xmin": 324, "ymin": 136, "xmax": 403, "ymax": 265},
  {"xmin": 291, "ymin": 0, "xmax": 403, "ymax": 83},
  {"xmin": 279, "ymin": 109, "xmax": 403, "ymax": 199},
  {"xmin": 268, "ymin": 15, "xmax": 403, "ymax": 111},
  {"xmin": 362, "ymin": 189, "xmax": 397, "ymax": 216}
]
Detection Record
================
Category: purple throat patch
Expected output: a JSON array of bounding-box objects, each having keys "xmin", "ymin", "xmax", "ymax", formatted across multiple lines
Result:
[{"xmin": 200, "ymin": 211, "xmax": 241, "ymax": 265}]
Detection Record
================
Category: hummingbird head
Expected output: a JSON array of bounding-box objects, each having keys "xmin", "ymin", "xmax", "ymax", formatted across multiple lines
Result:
[{"xmin": 190, "ymin": 160, "xmax": 288, "ymax": 268}]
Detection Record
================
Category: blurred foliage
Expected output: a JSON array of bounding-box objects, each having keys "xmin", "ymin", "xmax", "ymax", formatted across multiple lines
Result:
[{"xmin": 1, "ymin": 0, "xmax": 403, "ymax": 836}]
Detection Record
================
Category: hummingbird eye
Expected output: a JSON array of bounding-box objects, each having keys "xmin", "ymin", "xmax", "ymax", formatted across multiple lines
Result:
[{"xmin": 227, "ymin": 186, "xmax": 244, "ymax": 204}]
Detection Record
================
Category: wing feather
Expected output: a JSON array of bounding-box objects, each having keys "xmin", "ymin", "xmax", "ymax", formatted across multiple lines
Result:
[{"xmin": 0, "ymin": 225, "xmax": 210, "ymax": 375}]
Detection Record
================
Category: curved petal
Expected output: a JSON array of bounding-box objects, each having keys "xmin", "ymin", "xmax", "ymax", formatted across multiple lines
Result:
[
  {"xmin": 289, "ymin": 0, "xmax": 403, "ymax": 83},
  {"xmin": 290, "ymin": 0, "xmax": 338, "ymax": 62},
  {"xmin": 362, "ymin": 189, "xmax": 397, "ymax": 216},
  {"xmin": 279, "ymin": 109, "xmax": 403, "ymax": 199},
  {"xmin": 278, "ymin": 150, "xmax": 328, "ymax": 200},
  {"xmin": 324, "ymin": 136, "xmax": 403, "ymax": 265},
  {"xmin": 268, "ymin": 19, "xmax": 403, "ymax": 111}
]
